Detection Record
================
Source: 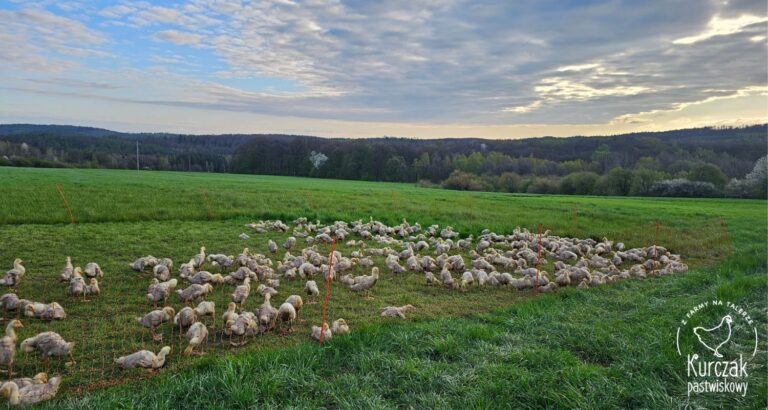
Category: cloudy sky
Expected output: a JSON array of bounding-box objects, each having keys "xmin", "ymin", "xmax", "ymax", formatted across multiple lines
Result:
[{"xmin": 0, "ymin": 0, "xmax": 766, "ymax": 138}]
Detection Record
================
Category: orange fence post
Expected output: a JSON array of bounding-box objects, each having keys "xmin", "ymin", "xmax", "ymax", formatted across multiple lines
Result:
[
  {"xmin": 55, "ymin": 184, "xmax": 76, "ymax": 224},
  {"xmin": 320, "ymin": 236, "xmax": 336, "ymax": 345}
]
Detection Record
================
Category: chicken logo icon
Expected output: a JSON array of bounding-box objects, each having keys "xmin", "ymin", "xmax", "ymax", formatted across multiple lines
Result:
[
  {"xmin": 692, "ymin": 314, "xmax": 732, "ymax": 358},
  {"xmin": 676, "ymin": 300, "xmax": 758, "ymax": 400}
]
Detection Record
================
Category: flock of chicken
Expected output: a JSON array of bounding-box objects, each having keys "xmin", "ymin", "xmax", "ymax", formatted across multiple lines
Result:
[
  {"xmin": 0, "ymin": 216, "xmax": 687, "ymax": 406},
  {"xmin": 0, "ymin": 257, "xmax": 92, "ymax": 406}
]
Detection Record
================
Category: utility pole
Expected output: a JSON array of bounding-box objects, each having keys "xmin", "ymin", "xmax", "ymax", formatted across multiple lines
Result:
[{"xmin": 136, "ymin": 140, "xmax": 139, "ymax": 171}]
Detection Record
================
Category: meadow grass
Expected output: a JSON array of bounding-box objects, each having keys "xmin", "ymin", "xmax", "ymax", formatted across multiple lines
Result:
[{"xmin": 0, "ymin": 167, "xmax": 764, "ymax": 409}]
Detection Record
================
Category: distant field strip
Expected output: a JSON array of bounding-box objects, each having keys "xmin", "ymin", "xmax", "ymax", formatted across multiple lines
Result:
[{"xmin": 1, "ymin": 167, "xmax": 761, "ymax": 234}]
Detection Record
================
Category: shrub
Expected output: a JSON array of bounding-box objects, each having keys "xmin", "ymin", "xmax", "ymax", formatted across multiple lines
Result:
[
  {"xmin": 559, "ymin": 172, "xmax": 600, "ymax": 195},
  {"xmin": 648, "ymin": 179, "xmax": 718, "ymax": 197},
  {"xmin": 441, "ymin": 171, "xmax": 489, "ymax": 191},
  {"xmin": 689, "ymin": 163, "xmax": 728, "ymax": 188},
  {"xmin": 526, "ymin": 177, "xmax": 560, "ymax": 194},
  {"xmin": 495, "ymin": 172, "xmax": 521, "ymax": 193},
  {"xmin": 726, "ymin": 156, "xmax": 767, "ymax": 198},
  {"xmin": 629, "ymin": 169, "xmax": 668, "ymax": 195}
]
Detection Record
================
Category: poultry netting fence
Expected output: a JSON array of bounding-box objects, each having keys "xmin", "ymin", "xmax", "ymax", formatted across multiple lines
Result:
[{"xmin": 1, "ymin": 216, "xmax": 734, "ymax": 395}]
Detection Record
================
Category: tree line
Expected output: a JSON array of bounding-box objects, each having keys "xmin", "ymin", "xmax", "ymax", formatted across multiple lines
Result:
[{"xmin": 1, "ymin": 124, "xmax": 765, "ymax": 198}]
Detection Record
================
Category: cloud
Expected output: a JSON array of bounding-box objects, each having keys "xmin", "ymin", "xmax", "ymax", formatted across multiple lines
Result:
[
  {"xmin": 610, "ymin": 86, "xmax": 768, "ymax": 125},
  {"xmin": 0, "ymin": 0, "xmax": 765, "ymax": 136},
  {"xmin": 0, "ymin": 6, "xmax": 106, "ymax": 72},
  {"xmin": 534, "ymin": 78, "xmax": 651, "ymax": 101},
  {"xmin": 502, "ymin": 100, "xmax": 542, "ymax": 114},
  {"xmin": 673, "ymin": 14, "xmax": 767, "ymax": 45},
  {"xmin": 153, "ymin": 30, "xmax": 202, "ymax": 46},
  {"xmin": 98, "ymin": 4, "xmax": 136, "ymax": 18},
  {"xmin": 555, "ymin": 63, "xmax": 600, "ymax": 72}
]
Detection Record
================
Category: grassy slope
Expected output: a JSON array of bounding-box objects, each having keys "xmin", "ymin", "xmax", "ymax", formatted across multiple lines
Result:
[{"xmin": 0, "ymin": 167, "xmax": 764, "ymax": 409}]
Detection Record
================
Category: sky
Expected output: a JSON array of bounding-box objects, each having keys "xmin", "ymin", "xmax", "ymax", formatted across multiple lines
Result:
[{"xmin": 0, "ymin": 0, "xmax": 766, "ymax": 139}]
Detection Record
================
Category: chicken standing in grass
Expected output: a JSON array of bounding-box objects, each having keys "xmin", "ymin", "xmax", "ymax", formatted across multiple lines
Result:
[
  {"xmin": 147, "ymin": 279, "xmax": 177, "ymax": 307},
  {"xmin": 385, "ymin": 254, "xmax": 406, "ymax": 275},
  {"xmin": 24, "ymin": 302, "xmax": 66, "ymax": 321},
  {"xmin": 0, "ymin": 294, "xmax": 21, "ymax": 314},
  {"xmin": 257, "ymin": 293, "xmax": 278, "ymax": 333},
  {"xmin": 380, "ymin": 305, "xmax": 416, "ymax": 320},
  {"xmin": 460, "ymin": 271, "xmax": 474, "ymax": 290},
  {"xmin": 331, "ymin": 318, "xmax": 350, "ymax": 336},
  {"xmin": 425, "ymin": 271, "xmax": 436, "ymax": 285},
  {"xmin": 83, "ymin": 262, "xmax": 103, "ymax": 278},
  {"xmin": 285, "ymin": 295, "xmax": 304, "ymax": 322},
  {"xmin": 193, "ymin": 247, "xmax": 206, "ymax": 269},
  {"xmin": 20, "ymin": 332, "xmax": 75, "ymax": 369},
  {"xmin": 184, "ymin": 323, "xmax": 208, "ymax": 355},
  {"xmin": 349, "ymin": 267, "xmax": 379, "ymax": 299},
  {"xmin": 0, "ymin": 320, "xmax": 23, "ymax": 376},
  {"xmin": 129, "ymin": 256, "xmax": 158, "ymax": 272},
  {"xmin": 84, "ymin": 279, "xmax": 100, "ymax": 297},
  {"xmin": 177, "ymin": 284, "xmax": 213, "ymax": 304},
  {"xmin": 232, "ymin": 277, "xmax": 251, "ymax": 310},
  {"xmin": 222, "ymin": 302, "xmax": 238, "ymax": 327},
  {"xmin": 153, "ymin": 264, "xmax": 170, "ymax": 282},
  {"xmin": 1, "ymin": 259, "xmax": 25, "ymax": 289},
  {"xmin": 4, "ymin": 372, "xmax": 47, "ymax": 388},
  {"xmin": 188, "ymin": 271, "xmax": 225, "ymax": 285},
  {"xmin": 257, "ymin": 284, "xmax": 278, "ymax": 298},
  {"xmin": 174, "ymin": 301, "xmax": 216, "ymax": 336},
  {"xmin": 67, "ymin": 268, "xmax": 86, "ymax": 298},
  {"xmin": 0, "ymin": 376, "xmax": 61, "ymax": 407},
  {"xmin": 137, "ymin": 307, "xmax": 175, "ymax": 341},
  {"xmin": 174, "ymin": 307, "xmax": 199, "ymax": 336},
  {"xmin": 178, "ymin": 258, "xmax": 196, "ymax": 279},
  {"xmin": 115, "ymin": 346, "xmax": 171, "ymax": 371},
  {"xmin": 195, "ymin": 301, "xmax": 216, "ymax": 328},
  {"xmin": 310, "ymin": 323, "xmax": 332, "ymax": 342},
  {"xmin": 276, "ymin": 302, "xmax": 296, "ymax": 333},
  {"xmin": 59, "ymin": 257, "xmax": 73, "ymax": 282},
  {"xmin": 304, "ymin": 280, "xmax": 320, "ymax": 304}
]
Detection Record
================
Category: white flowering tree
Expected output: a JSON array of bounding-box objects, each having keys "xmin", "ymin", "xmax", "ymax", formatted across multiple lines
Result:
[{"xmin": 309, "ymin": 151, "xmax": 328, "ymax": 170}]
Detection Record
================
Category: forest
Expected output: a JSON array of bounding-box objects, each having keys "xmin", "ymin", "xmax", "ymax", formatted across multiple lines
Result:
[{"xmin": 1, "ymin": 124, "xmax": 765, "ymax": 198}]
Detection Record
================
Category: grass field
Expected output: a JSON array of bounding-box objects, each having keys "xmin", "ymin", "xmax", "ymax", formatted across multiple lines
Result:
[{"xmin": 0, "ymin": 167, "xmax": 765, "ymax": 409}]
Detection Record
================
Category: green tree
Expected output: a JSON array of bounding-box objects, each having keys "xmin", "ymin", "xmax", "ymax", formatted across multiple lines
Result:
[
  {"xmin": 595, "ymin": 167, "xmax": 633, "ymax": 196},
  {"xmin": 384, "ymin": 155, "xmax": 408, "ymax": 182},
  {"xmin": 630, "ymin": 168, "xmax": 667, "ymax": 195},
  {"xmin": 689, "ymin": 163, "xmax": 727, "ymax": 189},
  {"xmin": 412, "ymin": 152, "xmax": 431, "ymax": 180},
  {"xmin": 560, "ymin": 172, "xmax": 600, "ymax": 195},
  {"xmin": 496, "ymin": 172, "xmax": 521, "ymax": 192}
]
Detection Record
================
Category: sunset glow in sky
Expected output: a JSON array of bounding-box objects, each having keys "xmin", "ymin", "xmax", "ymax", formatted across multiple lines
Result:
[{"xmin": 0, "ymin": 0, "xmax": 766, "ymax": 138}]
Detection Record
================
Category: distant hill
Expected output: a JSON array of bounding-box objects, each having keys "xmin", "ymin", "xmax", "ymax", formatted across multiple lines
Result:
[
  {"xmin": 0, "ymin": 124, "xmax": 122, "ymax": 137},
  {"xmin": 0, "ymin": 123, "xmax": 765, "ymax": 197}
]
